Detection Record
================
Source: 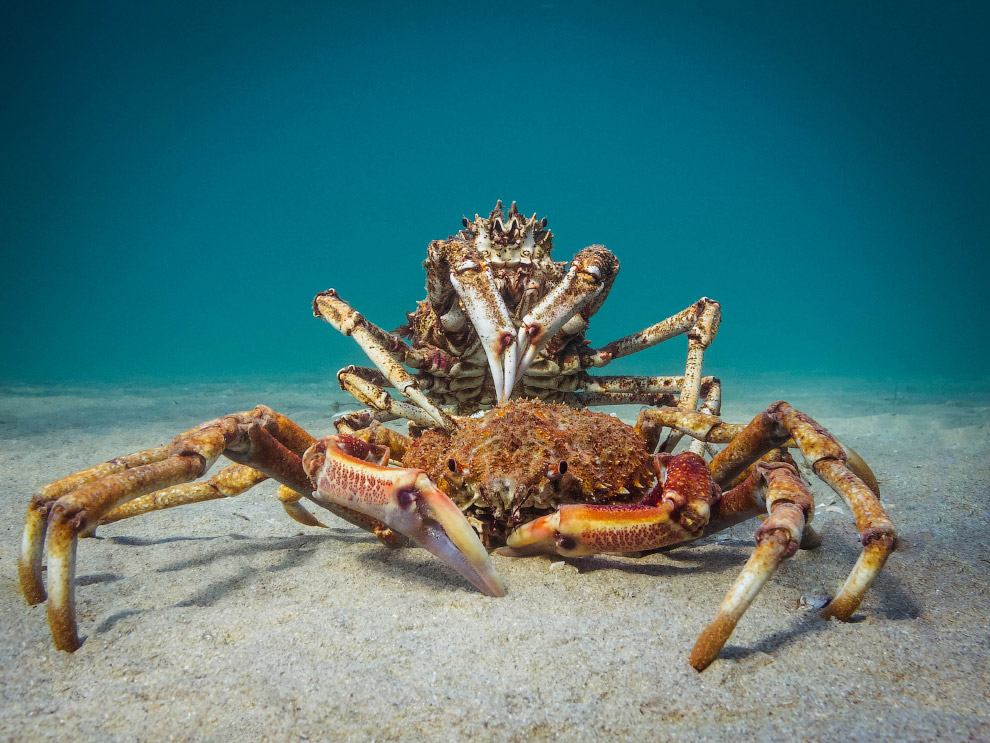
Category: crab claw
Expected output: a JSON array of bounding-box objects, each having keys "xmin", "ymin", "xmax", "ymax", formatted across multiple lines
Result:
[
  {"xmin": 499, "ymin": 509, "xmax": 590, "ymax": 557},
  {"xmin": 448, "ymin": 264, "xmax": 519, "ymax": 405},
  {"xmin": 302, "ymin": 435, "xmax": 506, "ymax": 597}
]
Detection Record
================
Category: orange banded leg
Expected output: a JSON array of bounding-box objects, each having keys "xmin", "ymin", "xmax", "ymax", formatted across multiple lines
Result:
[
  {"xmin": 644, "ymin": 401, "xmax": 893, "ymax": 623},
  {"xmin": 690, "ymin": 461, "xmax": 815, "ymax": 671},
  {"xmin": 708, "ymin": 401, "xmax": 895, "ymax": 622},
  {"xmin": 500, "ymin": 452, "xmax": 719, "ymax": 557},
  {"xmin": 97, "ymin": 463, "xmax": 269, "ymax": 527},
  {"xmin": 337, "ymin": 366, "xmax": 450, "ymax": 429},
  {"xmin": 20, "ymin": 405, "xmax": 317, "ymax": 652},
  {"xmin": 19, "ymin": 445, "xmax": 171, "ymax": 606}
]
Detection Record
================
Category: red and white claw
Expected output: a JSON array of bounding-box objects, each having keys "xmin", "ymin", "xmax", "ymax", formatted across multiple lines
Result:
[
  {"xmin": 500, "ymin": 452, "xmax": 717, "ymax": 558},
  {"xmin": 302, "ymin": 435, "xmax": 506, "ymax": 597}
]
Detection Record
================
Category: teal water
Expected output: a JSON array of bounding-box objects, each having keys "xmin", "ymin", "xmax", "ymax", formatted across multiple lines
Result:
[{"xmin": 2, "ymin": 2, "xmax": 987, "ymax": 388}]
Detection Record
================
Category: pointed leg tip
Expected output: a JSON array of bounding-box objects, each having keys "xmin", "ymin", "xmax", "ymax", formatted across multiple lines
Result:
[
  {"xmin": 690, "ymin": 614, "xmax": 737, "ymax": 672},
  {"xmin": 820, "ymin": 597, "xmax": 856, "ymax": 622},
  {"xmin": 49, "ymin": 615, "xmax": 82, "ymax": 652}
]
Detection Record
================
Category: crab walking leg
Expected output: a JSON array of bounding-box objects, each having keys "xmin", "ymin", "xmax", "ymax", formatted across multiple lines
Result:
[
  {"xmin": 21, "ymin": 406, "xmax": 320, "ymax": 651},
  {"xmin": 575, "ymin": 373, "xmax": 718, "ymax": 397},
  {"xmin": 313, "ymin": 290, "xmax": 456, "ymax": 430},
  {"xmin": 39, "ymin": 427, "xmax": 234, "ymax": 651},
  {"xmin": 682, "ymin": 375, "xmax": 724, "ymax": 457},
  {"xmin": 690, "ymin": 462, "xmax": 815, "ymax": 671},
  {"xmin": 97, "ymin": 458, "xmax": 348, "ymax": 535},
  {"xmin": 303, "ymin": 434, "xmax": 506, "ymax": 597},
  {"xmin": 97, "ymin": 463, "xmax": 269, "ymax": 526},
  {"xmin": 19, "ymin": 445, "xmax": 171, "ymax": 605},
  {"xmin": 337, "ymin": 366, "xmax": 446, "ymax": 428},
  {"xmin": 564, "ymin": 391, "xmax": 678, "ymax": 408},
  {"xmin": 514, "ymin": 246, "xmax": 619, "ymax": 385},
  {"xmin": 585, "ymin": 298, "xmax": 721, "ymax": 373},
  {"xmin": 584, "ymin": 298, "xmax": 721, "ymax": 449},
  {"xmin": 501, "ymin": 452, "xmax": 719, "ymax": 557},
  {"xmin": 635, "ymin": 405, "xmax": 879, "ymax": 497},
  {"xmin": 447, "ymin": 256, "xmax": 519, "ymax": 405},
  {"xmin": 707, "ymin": 402, "xmax": 895, "ymax": 621}
]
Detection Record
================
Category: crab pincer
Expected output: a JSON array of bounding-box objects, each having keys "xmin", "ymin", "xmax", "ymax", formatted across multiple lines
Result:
[{"xmin": 302, "ymin": 434, "xmax": 506, "ymax": 597}]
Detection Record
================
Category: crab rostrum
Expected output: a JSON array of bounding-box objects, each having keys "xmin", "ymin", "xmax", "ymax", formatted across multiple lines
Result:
[{"xmin": 19, "ymin": 203, "xmax": 895, "ymax": 671}]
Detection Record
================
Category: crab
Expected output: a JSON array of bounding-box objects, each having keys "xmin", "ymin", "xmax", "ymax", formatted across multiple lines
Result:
[{"xmin": 18, "ymin": 202, "xmax": 896, "ymax": 671}]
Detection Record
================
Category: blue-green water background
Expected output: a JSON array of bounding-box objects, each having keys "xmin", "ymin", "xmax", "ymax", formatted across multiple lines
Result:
[{"xmin": 2, "ymin": 1, "xmax": 987, "ymax": 387}]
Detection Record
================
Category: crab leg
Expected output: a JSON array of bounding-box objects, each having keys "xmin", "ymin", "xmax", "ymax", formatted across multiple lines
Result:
[
  {"xmin": 583, "ymin": 298, "xmax": 721, "ymax": 450},
  {"xmin": 19, "ymin": 445, "xmax": 171, "ymax": 605},
  {"xmin": 303, "ymin": 435, "xmax": 506, "ymax": 597},
  {"xmin": 689, "ymin": 461, "xmax": 815, "ymax": 671},
  {"xmin": 20, "ymin": 406, "xmax": 318, "ymax": 651},
  {"xmin": 96, "ymin": 462, "xmax": 269, "ymax": 526},
  {"xmin": 314, "ymin": 290, "xmax": 456, "ymax": 430},
  {"xmin": 585, "ymin": 298, "xmax": 721, "ymax": 377},
  {"xmin": 687, "ymin": 401, "xmax": 894, "ymax": 622},
  {"xmin": 337, "ymin": 366, "xmax": 446, "ymax": 429},
  {"xmin": 514, "ymin": 245, "xmax": 619, "ymax": 386}
]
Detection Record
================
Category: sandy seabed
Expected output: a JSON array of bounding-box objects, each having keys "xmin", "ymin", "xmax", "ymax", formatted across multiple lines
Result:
[{"xmin": 1, "ymin": 375, "xmax": 988, "ymax": 742}]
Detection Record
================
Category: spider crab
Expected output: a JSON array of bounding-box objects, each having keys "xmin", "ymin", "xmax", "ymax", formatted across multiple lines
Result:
[{"xmin": 19, "ymin": 202, "xmax": 895, "ymax": 671}]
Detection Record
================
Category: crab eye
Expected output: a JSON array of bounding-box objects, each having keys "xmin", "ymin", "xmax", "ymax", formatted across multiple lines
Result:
[{"xmin": 547, "ymin": 460, "xmax": 568, "ymax": 481}]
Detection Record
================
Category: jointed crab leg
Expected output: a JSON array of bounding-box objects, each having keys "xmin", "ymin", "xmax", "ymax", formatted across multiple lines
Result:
[
  {"xmin": 585, "ymin": 298, "xmax": 721, "ymax": 376},
  {"xmin": 314, "ymin": 290, "xmax": 456, "ymax": 429},
  {"xmin": 689, "ymin": 461, "xmax": 815, "ymax": 671},
  {"xmin": 97, "ymin": 463, "xmax": 269, "ymax": 526},
  {"xmin": 20, "ymin": 445, "xmax": 172, "ymax": 605},
  {"xmin": 642, "ymin": 401, "xmax": 894, "ymax": 624},
  {"xmin": 582, "ymin": 298, "xmax": 721, "ymax": 450},
  {"xmin": 336, "ymin": 365, "xmax": 446, "ymax": 429},
  {"xmin": 303, "ymin": 435, "xmax": 506, "ymax": 597},
  {"xmin": 20, "ymin": 406, "xmax": 317, "ymax": 651}
]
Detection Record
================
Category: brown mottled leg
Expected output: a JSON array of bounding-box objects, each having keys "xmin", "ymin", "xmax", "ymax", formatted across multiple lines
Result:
[
  {"xmin": 337, "ymin": 366, "xmax": 450, "ymax": 430},
  {"xmin": 690, "ymin": 461, "xmax": 815, "ymax": 671},
  {"xmin": 586, "ymin": 298, "xmax": 721, "ymax": 449},
  {"xmin": 561, "ymin": 373, "xmax": 720, "ymax": 414},
  {"xmin": 21, "ymin": 406, "xmax": 321, "ymax": 652},
  {"xmin": 707, "ymin": 402, "xmax": 895, "ymax": 623}
]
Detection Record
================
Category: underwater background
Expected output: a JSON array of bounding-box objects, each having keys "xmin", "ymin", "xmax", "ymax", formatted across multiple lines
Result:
[{"xmin": 2, "ymin": 1, "xmax": 987, "ymax": 388}]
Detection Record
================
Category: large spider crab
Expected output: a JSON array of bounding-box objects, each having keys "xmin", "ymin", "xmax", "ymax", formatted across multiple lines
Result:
[{"xmin": 19, "ymin": 202, "xmax": 895, "ymax": 671}]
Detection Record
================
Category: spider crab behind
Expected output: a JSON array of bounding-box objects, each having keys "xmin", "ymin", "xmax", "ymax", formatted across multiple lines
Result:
[{"xmin": 19, "ymin": 202, "xmax": 896, "ymax": 671}]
